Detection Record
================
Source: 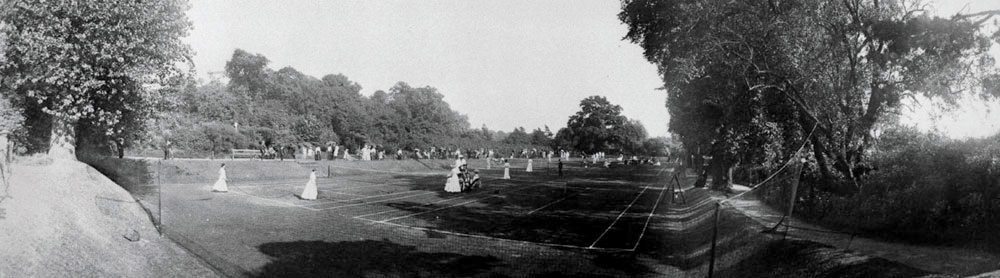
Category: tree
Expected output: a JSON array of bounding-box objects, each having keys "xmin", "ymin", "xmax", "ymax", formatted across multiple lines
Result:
[
  {"xmin": 503, "ymin": 127, "xmax": 531, "ymax": 145},
  {"xmin": 0, "ymin": 0, "xmax": 193, "ymax": 159},
  {"xmin": 616, "ymin": 119, "xmax": 648, "ymax": 154},
  {"xmin": 561, "ymin": 96, "xmax": 647, "ymax": 154},
  {"xmin": 225, "ymin": 49, "xmax": 271, "ymax": 100},
  {"xmin": 529, "ymin": 127, "xmax": 551, "ymax": 147},
  {"xmin": 641, "ymin": 137, "xmax": 671, "ymax": 157},
  {"xmin": 621, "ymin": 0, "xmax": 1000, "ymax": 192}
]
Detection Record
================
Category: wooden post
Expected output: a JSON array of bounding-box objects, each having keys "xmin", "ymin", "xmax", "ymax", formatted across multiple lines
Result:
[
  {"xmin": 157, "ymin": 160, "xmax": 163, "ymax": 236},
  {"xmin": 708, "ymin": 202, "xmax": 720, "ymax": 278},
  {"xmin": 784, "ymin": 158, "xmax": 805, "ymax": 239}
]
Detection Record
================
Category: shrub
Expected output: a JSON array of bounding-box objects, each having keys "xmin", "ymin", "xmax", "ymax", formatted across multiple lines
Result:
[{"xmin": 766, "ymin": 128, "xmax": 1000, "ymax": 246}]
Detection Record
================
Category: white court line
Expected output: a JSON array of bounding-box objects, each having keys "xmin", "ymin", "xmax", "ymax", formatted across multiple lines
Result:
[
  {"xmin": 355, "ymin": 217, "xmax": 633, "ymax": 252},
  {"xmin": 226, "ymin": 180, "xmax": 370, "ymax": 197},
  {"xmin": 228, "ymin": 188, "xmax": 320, "ymax": 211},
  {"xmin": 376, "ymin": 184, "xmax": 542, "ymax": 222},
  {"xmin": 301, "ymin": 189, "xmax": 429, "ymax": 207},
  {"xmin": 588, "ymin": 186, "xmax": 650, "ymax": 248},
  {"xmin": 630, "ymin": 182, "xmax": 668, "ymax": 250},
  {"xmin": 326, "ymin": 165, "xmax": 444, "ymax": 175},
  {"xmin": 322, "ymin": 182, "xmax": 399, "ymax": 192},
  {"xmin": 526, "ymin": 193, "xmax": 577, "ymax": 215},
  {"xmin": 350, "ymin": 185, "xmax": 523, "ymax": 219},
  {"xmin": 319, "ymin": 191, "xmax": 439, "ymax": 210},
  {"xmin": 320, "ymin": 191, "xmax": 367, "ymax": 197}
]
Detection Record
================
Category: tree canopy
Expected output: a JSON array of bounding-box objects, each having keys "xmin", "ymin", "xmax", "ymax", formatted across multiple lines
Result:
[
  {"xmin": 0, "ymin": 0, "xmax": 193, "ymax": 158},
  {"xmin": 156, "ymin": 49, "xmax": 551, "ymax": 155},
  {"xmin": 553, "ymin": 96, "xmax": 649, "ymax": 155},
  {"xmin": 620, "ymin": 0, "xmax": 1000, "ymax": 192}
]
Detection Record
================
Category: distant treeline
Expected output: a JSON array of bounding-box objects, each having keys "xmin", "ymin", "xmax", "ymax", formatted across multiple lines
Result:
[{"xmin": 143, "ymin": 49, "xmax": 556, "ymax": 156}]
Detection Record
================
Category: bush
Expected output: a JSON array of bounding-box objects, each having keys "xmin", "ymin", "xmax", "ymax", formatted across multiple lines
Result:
[
  {"xmin": 766, "ymin": 127, "xmax": 1000, "ymax": 247},
  {"xmin": 167, "ymin": 121, "xmax": 250, "ymax": 158}
]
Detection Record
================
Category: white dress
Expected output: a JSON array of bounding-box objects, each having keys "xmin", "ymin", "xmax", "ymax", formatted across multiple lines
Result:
[
  {"xmin": 526, "ymin": 159, "xmax": 533, "ymax": 172},
  {"xmin": 301, "ymin": 171, "xmax": 318, "ymax": 200},
  {"xmin": 444, "ymin": 167, "xmax": 461, "ymax": 192},
  {"xmin": 212, "ymin": 167, "xmax": 228, "ymax": 192},
  {"xmin": 503, "ymin": 163, "xmax": 511, "ymax": 179}
]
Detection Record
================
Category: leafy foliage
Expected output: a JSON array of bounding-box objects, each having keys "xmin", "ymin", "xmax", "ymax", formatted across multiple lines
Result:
[
  {"xmin": 620, "ymin": 0, "xmax": 1000, "ymax": 192},
  {"xmin": 552, "ymin": 96, "xmax": 650, "ymax": 155},
  {"xmin": 773, "ymin": 128, "xmax": 1000, "ymax": 245},
  {"xmin": 157, "ymin": 49, "xmax": 552, "ymax": 157},
  {"xmin": 0, "ymin": 0, "xmax": 193, "ymax": 157}
]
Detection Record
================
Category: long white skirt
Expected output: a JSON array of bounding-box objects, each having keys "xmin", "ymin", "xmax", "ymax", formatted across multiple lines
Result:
[
  {"xmin": 301, "ymin": 174, "xmax": 318, "ymax": 200},
  {"xmin": 211, "ymin": 177, "xmax": 228, "ymax": 192},
  {"xmin": 503, "ymin": 167, "xmax": 510, "ymax": 179},
  {"xmin": 526, "ymin": 160, "xmax": 533, "ymax": 172},
  {"xmin": 444, "ymin": 175, "xmax": 461, "ymax": 192}
]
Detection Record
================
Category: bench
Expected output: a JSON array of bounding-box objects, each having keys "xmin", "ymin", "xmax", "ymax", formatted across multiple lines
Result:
[{"xmin": 231, "ymin": 149, "xmax": 261, "ymax": 160}]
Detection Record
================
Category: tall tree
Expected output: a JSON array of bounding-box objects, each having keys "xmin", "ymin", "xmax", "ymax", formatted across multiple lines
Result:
[
  {"xmin": 0, "ymin": 0, "xmax": 193, "ymax": 159},
  {"xmin": 560, "ymin": 96, "xmax": 648, "ymax": 154},
  {"xmin": 621, "ymin": 0, "xmax": 1000, "ymax": 192}
]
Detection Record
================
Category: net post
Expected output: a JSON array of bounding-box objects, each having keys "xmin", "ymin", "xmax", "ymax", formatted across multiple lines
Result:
[
  {"xmin": 708, "ymin": 201, "xmax": 720, "ymax": 278},
  {"xmin": 157, "ymin": 160, "xmax": 163, "ymax": 236}
]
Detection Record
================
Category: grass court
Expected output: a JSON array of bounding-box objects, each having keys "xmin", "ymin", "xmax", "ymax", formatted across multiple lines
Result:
[{"xmin": 127, "ymin": 158, "xmax": 749, "ymax": 277}]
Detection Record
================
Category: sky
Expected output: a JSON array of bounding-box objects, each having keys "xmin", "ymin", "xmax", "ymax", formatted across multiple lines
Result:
[
  {"xmin": 184, "ymin": 0, "xmax": 1000, "ymax": 139},
  {"xmin": 900, "ymin": 0, "xmax": 1000, "ymax": 138}
]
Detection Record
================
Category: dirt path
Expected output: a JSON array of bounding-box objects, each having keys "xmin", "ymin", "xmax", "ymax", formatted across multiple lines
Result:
[{"xmin": 710, "ymin": 186, "xmax": 1000, "ymax": 276}]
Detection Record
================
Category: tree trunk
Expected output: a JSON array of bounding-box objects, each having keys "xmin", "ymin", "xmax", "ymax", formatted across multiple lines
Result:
[
  {"xmin": 709, "ymin": 158, "xmax": 734, "ymax": 192},
  {"xmin": 116, "ymin": 141, "xmax": 125, "ymax": 159},
  {"xmin": 48, "ymin": 117, "xmax": 77, "ymax": 160}
]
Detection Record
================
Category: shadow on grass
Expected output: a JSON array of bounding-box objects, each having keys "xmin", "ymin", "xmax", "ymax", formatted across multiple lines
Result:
[
  {"xmin": 80, "ymin": 155, "xmax": 155, "ymax": 196},
  {"xmin": 591, "ymin": 253, "xmax": 654, "ymax": 276},
  {"xmin": 252, "ymin": 239, "xmax": 504, "ymax": 277},
  {"xmin": 719, "ymin": 239, "xmax": 935, "ymax": 278}
]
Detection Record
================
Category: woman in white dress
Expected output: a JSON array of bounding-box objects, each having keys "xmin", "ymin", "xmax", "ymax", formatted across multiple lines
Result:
[
  {"xmin": 503, "ymin": 160, "xmax": 511, "ymax": 180},
  {"xmin": 300, "ymin": 169, "xmax": 318, "ymax": 200},
  {"xmin": 444, "ymin": 166, "xmax": 461, "ymax": 193},
  {"xmin": 212, "ymin": 164, "xmax": 228, "ymax": 192},
  {"xmin": 526, "ymin": 159, "xmax": 533, "ymax": 172}
]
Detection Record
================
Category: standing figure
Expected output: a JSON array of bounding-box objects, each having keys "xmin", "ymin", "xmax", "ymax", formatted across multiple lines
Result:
[
  {"xmin": 503, "ymin": 160, "xmax": 511, "ymax": 180},
  {"xmin": 486, "ymin": 157, "xmax": 492, "ymax": 169},
  {"xmin": 526, "ymin": 159, "xmax": 533, "ymax": 172},
  {"xmin": 558, "ymin": 159, "xmax": 564, "ymax": 177},
  {"xmin": 300, "ymin": 169, "xmax": 318, "ymax": 200},
  {"xmin": 444, "ymin": 166, "xmax": 461, "ymax": 193},
  {"xmin": 212, "ymin": 164, "xmax": 228, "ymax": 192},
  {"xmin": 470, "ymin": 170, "xmax": 482, "ymax": 189},
  {"xmin": 163, "ymin": 140, "xmax": 171, "ymax": 160}
]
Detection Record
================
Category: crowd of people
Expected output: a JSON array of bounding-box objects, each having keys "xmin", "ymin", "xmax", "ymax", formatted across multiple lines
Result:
[
  {"xmin": 238, "ymin": 141, "xmax": 668, "ymax": 170},
  {"xmin": 246, "ymin": 142, "xmax": 569, "ymax": 162},
  {"xmin": 208, "ymin": 143, "xmax": 667, "ymax": 198}
]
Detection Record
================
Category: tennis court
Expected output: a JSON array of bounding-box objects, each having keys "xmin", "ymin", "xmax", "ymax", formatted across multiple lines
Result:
[{"xmin": 216, "ymin": 165, "xmax": 673, "ymax": 251}]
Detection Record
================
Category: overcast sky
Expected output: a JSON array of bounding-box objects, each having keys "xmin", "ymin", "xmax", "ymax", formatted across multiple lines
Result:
[{"xmin": 184, "ymin": 0, "xmax": 1000, "ymax": 139}]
